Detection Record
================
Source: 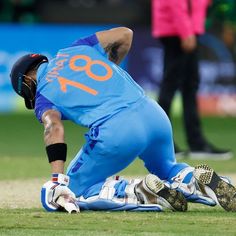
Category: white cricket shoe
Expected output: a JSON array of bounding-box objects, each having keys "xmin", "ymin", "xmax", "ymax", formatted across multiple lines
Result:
[
  {"xmin": 135, "ymin": 174, "xmax": 188, "ymax": 212},
  {"xmin": 193, "ymin": 164, "xmax": 236, "ymax": 211}
]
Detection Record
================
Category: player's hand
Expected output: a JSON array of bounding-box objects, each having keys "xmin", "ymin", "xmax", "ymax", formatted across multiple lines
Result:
[
  {"xmin": 41, "ymin": 173, "xmax": 80, "ymax": 213},
  {"xmin": 181, "ymin": 35, "xmax": 197, "ymax": 52}
]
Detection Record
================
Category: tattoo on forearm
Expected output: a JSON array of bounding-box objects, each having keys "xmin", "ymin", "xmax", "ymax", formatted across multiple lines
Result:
[
  {"xmin": 44, "ymin": 126, "xmax": 50, "ymax": 137},
  {"xmin": 44, "ymin": 124, "xmax": 53, "ymax": 145}
]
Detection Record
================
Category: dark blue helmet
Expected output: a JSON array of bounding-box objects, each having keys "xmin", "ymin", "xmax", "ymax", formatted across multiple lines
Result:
[{"xmin": 10, "ymin": 53, "xmax": 48, "ymax": 109}]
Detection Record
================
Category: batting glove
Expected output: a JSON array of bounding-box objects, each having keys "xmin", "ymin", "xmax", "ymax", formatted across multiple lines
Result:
[{"xmin": 41, "ymin": 173, "xmax": 79, "ymax": 212}]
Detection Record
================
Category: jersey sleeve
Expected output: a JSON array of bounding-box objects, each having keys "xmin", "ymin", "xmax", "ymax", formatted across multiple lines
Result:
[
  {"xmin": 71, "ymin": 34, "xmax": 107, "ymax": 57},
  {"xmin": 34, "ymin": 92, "xmax": 64, "ymax": 123}
]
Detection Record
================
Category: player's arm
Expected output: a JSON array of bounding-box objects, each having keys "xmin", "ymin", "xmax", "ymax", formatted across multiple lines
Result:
[
  {"xmin": 41, "ymin": 109, "xmax": 79, "ymax": 213},
  {"xmin": 96, "ymin": 27, "xmax": 133, "ymax": 64},
  {"xmin": 42, "ymin": 109, "xmax": 66, "ymax": 173}
]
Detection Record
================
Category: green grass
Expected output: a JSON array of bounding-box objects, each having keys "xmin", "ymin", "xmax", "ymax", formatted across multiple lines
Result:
[
  {"xmin": 171, "ymin": 115, "xmax": 236, "ymax": 173},
  {"xmin": 0, "ymin": 113, "xmax": 235, "ymax": 179},
  {"xmin": 0, "ymin": 113, "xmax": 236, "ymax": 236},
  {"xmin": 0, "ymin": 206, "xmax": 236, "ymax": 236}
]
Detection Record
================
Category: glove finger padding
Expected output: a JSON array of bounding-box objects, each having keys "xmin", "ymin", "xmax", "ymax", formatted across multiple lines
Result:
[
  {"xmin": 52, "ymin": 184, "xmax": 76, "ymax": 202},
  {"xmin": 41, "ymin": 174, "xmax": 76, "ymax": 212},
  {"xmin": 41, "ymin": 181, "xmax": 59, "ymax": 211}
]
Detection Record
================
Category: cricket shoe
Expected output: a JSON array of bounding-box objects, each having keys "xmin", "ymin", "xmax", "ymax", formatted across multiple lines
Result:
[
  {"xmin": 169, "ymin": 167, "xmax": 217, "ymax": 206},
  {"xmin": 135, "ymin": 174, "xmax": 187, "ymax": 211},
  {"xmin": 193, "ymin": 164, "xmax": 236, "ymax": 211}
]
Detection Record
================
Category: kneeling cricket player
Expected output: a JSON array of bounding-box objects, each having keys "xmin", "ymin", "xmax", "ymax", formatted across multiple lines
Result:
[{"xmin": 10, "ymin": 27, "xmax": 236, "ymax": 213}]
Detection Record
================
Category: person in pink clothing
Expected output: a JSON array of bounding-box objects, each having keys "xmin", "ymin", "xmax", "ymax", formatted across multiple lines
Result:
[{"xmin": 151, "ymin": 0, "xmax": 233, "ymax": 160}]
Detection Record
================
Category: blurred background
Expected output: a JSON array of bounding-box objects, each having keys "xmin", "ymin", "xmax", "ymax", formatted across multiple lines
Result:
[
  {"xmin": 0, "ymin": 0, "xmax": 236, "ymax": 179},
  {"xmin": 0, "ymin": 0, "xmax": 236, "ymax": 115}
]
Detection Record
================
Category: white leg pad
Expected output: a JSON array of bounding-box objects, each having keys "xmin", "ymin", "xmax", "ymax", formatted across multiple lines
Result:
[{"xmin": 76, "ymin": 177, "xmax": 163, "ymax": 211}]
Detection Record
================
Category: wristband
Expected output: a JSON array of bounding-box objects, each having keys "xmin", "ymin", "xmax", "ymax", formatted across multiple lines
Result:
[
  {"xmin": 46, "ymin": 143, "xmax": 67, "ymax": 163},
  {"xmin": 51, "ymin": 173, "xmax": 69, "ymax": 186}
]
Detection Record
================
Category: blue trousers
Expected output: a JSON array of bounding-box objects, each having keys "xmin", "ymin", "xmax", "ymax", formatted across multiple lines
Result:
[{"xmin": 67, "ymin": 96, "xmax": 188, "ymax": 197}]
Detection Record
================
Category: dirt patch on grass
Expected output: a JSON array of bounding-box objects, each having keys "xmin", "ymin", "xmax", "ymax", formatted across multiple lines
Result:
[
  {"xmin": 1, "ymin": 174, "xmax": 236, "ymax": 209},
  {"xmin": 0, "ymin": 178, "xmax": 46, "ymax": 209}
]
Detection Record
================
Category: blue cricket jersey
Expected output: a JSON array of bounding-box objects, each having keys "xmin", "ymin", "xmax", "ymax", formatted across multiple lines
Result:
[{"xmin": 35, "ymin": 34, "xmax": 145, "ymax": 126}]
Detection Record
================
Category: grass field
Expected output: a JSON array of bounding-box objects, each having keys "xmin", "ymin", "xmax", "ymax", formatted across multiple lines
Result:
[{"xmin": 0, "ymin": 113, "xmax": 236, "ymax": 236}]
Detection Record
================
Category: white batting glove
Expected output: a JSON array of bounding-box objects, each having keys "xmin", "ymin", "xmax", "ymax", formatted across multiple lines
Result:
[{"xmin": 41, "ymin": 173, "xmax": 79, "ymax": 213}]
